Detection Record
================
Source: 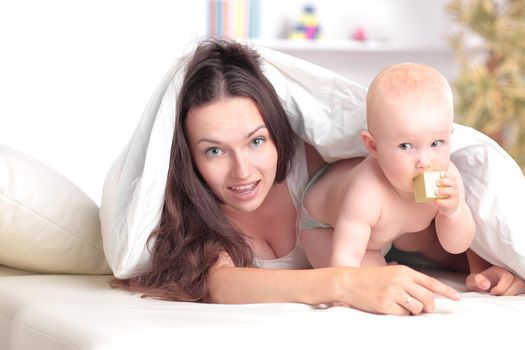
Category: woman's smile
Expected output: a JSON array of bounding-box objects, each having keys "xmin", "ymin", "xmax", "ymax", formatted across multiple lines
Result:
[{"xmin": 227, "ymin": 180, "xmax": 260, "ymax": 200}]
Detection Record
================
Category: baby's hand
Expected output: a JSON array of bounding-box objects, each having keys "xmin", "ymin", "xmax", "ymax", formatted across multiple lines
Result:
[{"xmin": 434, "ymin": 172, "xmax": 459, "ymax": 216}]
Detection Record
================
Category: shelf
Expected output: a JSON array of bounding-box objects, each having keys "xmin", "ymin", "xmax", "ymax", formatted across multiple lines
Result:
[{"xmin": 249, "ymin": 38, "xmax": 453, "ymax": 53}]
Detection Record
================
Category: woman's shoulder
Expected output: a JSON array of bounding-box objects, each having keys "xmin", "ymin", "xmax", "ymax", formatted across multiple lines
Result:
[{"xmin": 304, "ymin": 142, "xmax": 327, "ymax": 178}]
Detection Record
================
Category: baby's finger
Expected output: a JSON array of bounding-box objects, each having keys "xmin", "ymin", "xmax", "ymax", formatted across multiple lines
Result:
[
  {"xmin": 502, "ymin": 278, "xmax": 525, "ymax": 296},
  {"xmin": 437, "ymin": 176, "xmax": 455, "ymax": 187},
  {"xmin": 490, "ymin": 273, "xmax": 515, "ymax": 295},
  {"xmin": 434, "ymin": 195, "xmax": 458, "ymax": 210},
  {"xmin": 435, "ymin": 187, "xmax": 458, "ymax": 201}
]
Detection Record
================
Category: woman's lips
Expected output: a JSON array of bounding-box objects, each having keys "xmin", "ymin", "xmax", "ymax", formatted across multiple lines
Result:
[{"xmin": 228, "ymin": 180, "xmax": 260, "ymax": 200}]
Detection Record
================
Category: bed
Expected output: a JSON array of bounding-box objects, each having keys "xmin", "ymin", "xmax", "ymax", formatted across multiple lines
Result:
[
  {"xmin": 1, "ymin": 265, "xmax": 524, "ymax": 350},
  {"xmin": 1, "ymin": 45, "xmax": 525, "ymax": 349}
]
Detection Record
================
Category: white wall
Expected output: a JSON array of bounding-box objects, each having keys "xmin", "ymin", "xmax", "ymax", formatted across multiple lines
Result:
[
  {"xmin": 0, "ymin": 0, "xmax": 206, "ymax": 204},
  {"xmin": 0, "ymin": 0, "xmax": 456, "ymax": 204},
  {"xmin": 259, "ymin": 0, "xmax": 453, "ymax": 45},
  {"xmin": 258, "ymin": 0, "xmax": 457, "ymax": 86}
]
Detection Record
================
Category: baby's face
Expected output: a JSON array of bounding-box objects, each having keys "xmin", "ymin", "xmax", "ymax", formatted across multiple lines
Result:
[{"xmin": 371, "ymin": 93, "xmax": 453, "ymax": 194}]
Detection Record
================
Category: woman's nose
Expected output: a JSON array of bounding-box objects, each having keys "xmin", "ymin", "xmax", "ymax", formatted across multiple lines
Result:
[{"xmin": 230, "ymin": 152, "xmax": 251, "ymax": 179}]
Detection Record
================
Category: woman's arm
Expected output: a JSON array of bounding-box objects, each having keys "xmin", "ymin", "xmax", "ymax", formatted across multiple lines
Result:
[{"xmin": 207, "ymin": 255, "xmax": 461, "ymax": 315}]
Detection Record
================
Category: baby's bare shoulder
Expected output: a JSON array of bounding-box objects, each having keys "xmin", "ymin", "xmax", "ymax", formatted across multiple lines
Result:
[
  {"xmin": 341, "ymin": 159, "xmax": 391, "ymax": 214},
  {"xmin": 349, "ymin": 158, "xmax": 389, "ymax": 192},
  {"xmin": 339, "ymin": 166, "xmax": 386, "ymax": 226}
]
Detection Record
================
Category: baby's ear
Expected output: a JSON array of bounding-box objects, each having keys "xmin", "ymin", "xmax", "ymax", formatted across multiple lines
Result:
[{"xmin": 360, "ymin": 131, "xmax": 378, "ymax": 157}]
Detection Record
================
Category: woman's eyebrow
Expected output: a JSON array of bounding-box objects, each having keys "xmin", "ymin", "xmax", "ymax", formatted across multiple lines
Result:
[
  {"xmin": 196, "ymin": 138, "xmax": 220, "ymax": 145},
  {"xmin": 247, "ymin": 125, "xmax": 267, "ymax": 138},
  {"xmin": 196, "ymin": 125, "xmax": 267, "ymax": 145}
]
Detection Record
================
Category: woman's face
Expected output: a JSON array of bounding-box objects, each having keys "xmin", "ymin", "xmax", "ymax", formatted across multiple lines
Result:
[{"xmin": 186, "ymin": 96, "xmax": 278, "ymax": 213}]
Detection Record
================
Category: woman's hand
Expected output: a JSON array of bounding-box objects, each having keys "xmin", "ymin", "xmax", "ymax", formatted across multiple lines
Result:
[
  {"xmin": 465, "ymin": 266, "xmax": 525, "ymax": 296},
  {"xmin": 465, "ymin": 249, "xmax": 525, "ymax": 296},
  {"xmin": 335, "ymin": 265, "xmax": 461, "ymax": 315}
]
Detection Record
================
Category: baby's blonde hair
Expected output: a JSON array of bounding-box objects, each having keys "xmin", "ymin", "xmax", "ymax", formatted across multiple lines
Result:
[{"xmin": 366, "ymin": 63, "xmax": 453, "ymax": 133}]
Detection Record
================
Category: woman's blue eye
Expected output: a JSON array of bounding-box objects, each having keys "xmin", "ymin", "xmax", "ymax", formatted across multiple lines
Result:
[
  {"xmin": 431, "ymin": 140, "xmax": 443, "ymax": 147},
  {"xmin": 251, "ymin": 137, "xmax": 265, "ymax": 148},
  {"xmin": 399, "ymin": 143, "xmax": 413, "ymax": 151},
  {"xmin": 206, "ymin": 147, "xmax": 224, "ymax": 157}
]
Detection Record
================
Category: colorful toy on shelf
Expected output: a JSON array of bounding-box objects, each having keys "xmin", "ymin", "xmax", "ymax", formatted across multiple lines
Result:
[
  {"xmin": 288, "ymin": 5, "xmax": 321, "ymax": 40},
  {"xmin": 352, "ymin": 26, "xmax": 367, "ymax": 41}
]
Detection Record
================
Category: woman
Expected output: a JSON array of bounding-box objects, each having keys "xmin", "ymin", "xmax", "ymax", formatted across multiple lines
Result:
[{"xmin": 115, "ymin": 39, "xmax": 523, "ymax": 315}]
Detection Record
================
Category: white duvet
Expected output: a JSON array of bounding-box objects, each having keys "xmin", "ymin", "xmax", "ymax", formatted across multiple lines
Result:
[{"xmin": 100, "ymin": 45, "xmax": 525, "ymax": 279}]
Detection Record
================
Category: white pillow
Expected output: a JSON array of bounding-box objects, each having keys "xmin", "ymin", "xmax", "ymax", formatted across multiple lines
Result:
[
  {"xmin": 100, "ymin": 46, "xmax": 525, "ymax": 279},
  {"xmin": 0, "ymin": 145, "xmax": 111, "ymax": 274}
]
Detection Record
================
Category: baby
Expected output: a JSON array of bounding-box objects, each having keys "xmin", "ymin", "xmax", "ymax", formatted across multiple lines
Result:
[{"xmin": 300, "ymin": 63, "xmax": 476, "ymax": 268}]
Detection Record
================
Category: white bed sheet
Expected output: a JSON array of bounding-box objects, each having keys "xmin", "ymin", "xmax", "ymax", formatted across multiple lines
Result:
[{"xmin": 1, "ymin": 265, "xmax": 524, "ymax": 350}]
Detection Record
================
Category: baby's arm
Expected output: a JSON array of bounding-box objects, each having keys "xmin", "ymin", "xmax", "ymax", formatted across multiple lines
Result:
[
  {"xmin": 330, "ymin": 190, "xmax": 380, "ymax": 267},
  {"xmin": 434, "ymin": 163, "xmax": 475, "ymax": 254},
  {"xmin": 331, "ymin": 219, "xmax": 371, "ymax": 267}
]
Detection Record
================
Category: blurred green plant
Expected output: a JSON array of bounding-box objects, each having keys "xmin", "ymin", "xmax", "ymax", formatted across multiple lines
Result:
[{"xmin": 448, "ymin": 0, "xmax": 525, "ymax": 170}]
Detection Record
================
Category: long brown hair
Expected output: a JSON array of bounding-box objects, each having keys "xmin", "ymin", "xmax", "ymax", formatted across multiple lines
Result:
[{"xmin": 114, "ymin": 40, "xmax": 296, "ymax": 301}]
